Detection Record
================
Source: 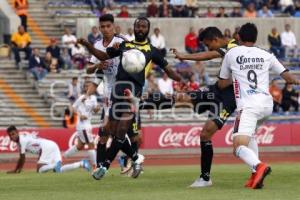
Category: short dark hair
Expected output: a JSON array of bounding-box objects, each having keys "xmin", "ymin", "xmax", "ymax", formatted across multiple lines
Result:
[
  {"xmin": 199, "ymin": 27, "xmax": 223, "ymax": 41},
  {"xmin": 99, "ymin": 14, "xmax": 114, "ymax": 23},
  {"xmin": 134, "ymin": 17, "xmax": 150, "ymax": 29},
  {"xmin": 72, "ymin": 77, "xmax": 78, "ymax": 81},
  {"xmin": 238, "ymin": 23, "xmax": 258, "ymax": 43},
  {"xmin": 7, "ymin": 125, "xmax": 17, "ymax": 133}
]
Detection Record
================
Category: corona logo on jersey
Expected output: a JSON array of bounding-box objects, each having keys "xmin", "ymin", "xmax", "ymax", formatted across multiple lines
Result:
[{"xmin": 236, "ymin": 55, "xmax": 264, "ymax": 65}]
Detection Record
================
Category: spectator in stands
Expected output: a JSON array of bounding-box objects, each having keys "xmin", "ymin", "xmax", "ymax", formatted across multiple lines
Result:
[
  {"xmin": 118, "ymin": 5, "xmax": 131, "ymax": 18},
  {"xmin": 294, "ymin": 1, "xmax": 300, "ymax": 17},
  {"xmin": 159, "ymin": 0, "xmax": 171, "ymax": 17},
  {"xmin": 44, "ymin": 52, "xmax": 59, "ymax": 73},
  {"xmin": 46, "ymin": 38, "xmax": 65, "ymax": 68},
  {"xmin": 62, "ymin": 28, "xmax": 77, "ymax": 56},
  {"xmin": 193, "ymin": 61, "xmax": 210, "ymax": 85},
  {"xmin": 71, "ymin": 43, "xmax": 87, "ymax": 70},
  {"xmin": 68, "ymin": 77, "xmax": 81, "ymax": 102},
  {"xmin": 158, "ymin": 72, "xmax": 174, "ymax": 95},
  {"xmin": 170, "ymin": 0, "xmax": 188, "ymax": 17},
  {"xmin": 186, "ymin": 0, "xmax": 198, "ymax": 17},
  {"xmin": 230, "ymin": 7, "xmax": 242, "ymax": 17},
  {"xmin": 281, "ymin": 24, "xmax": 297, "ymax": 59},
  {"xmin": 151, "ymin": 28, "xmax": 167, "ymax": 57},
  {"xmin": 258, "ymin": 4, "xmax": 274, "ymax": 17},
  {"xmin": 187, "ymin": 74, "xmax": 199, "ymax": 91},
  {"xmin": 280, "ymin": 0, "xmax": 295, "ymax": 15},
  {"xmin": 125, "ymin": 28, "xmax": 135, "ymax": 41},
  {"xmin": 28, "ymin": 48, "xmax": 48, "ymax": 81},
  {"xmin": 281, "ymin": 83, "xmax": 299, "ymax": 112},
  {"xmin": 115, "ymin": 25, "xmax": 122, "ymax": 35},
  {"xmin": 268, "ymin": 27, "xmax": 284, "ymax": 59},
  {"xmin": 174, "ymin": 60, "xmax": 193, "ymax": 79},
  {"xmin": 232, "ymin": 26, "xmax": 240, "ymax": 42},
  {"xmin": 269, "ymin": 79, "xmax": 282, "ymax": 112},
  {"xmin": 144, "ymin": 73, "xmax": 160, "ymax": 94},
  {"xmin": 202, "ymin": 7, "xmax": 215, "ymax": 18},
  {"xmin": 11, "ymin": 25, "xmax": 31, "ymax": 68},
  {"xmin": 147, "ymin": 0, "xmax": 159, "ymax": 17},
  {"xmin": 224, "ymin": 28, "xmax": 232, "ymax": 40},
  {"xmin": 185, "ymin": 27, "xmax": 198, "ymax": 53},
  {"xmin": 14, "ymin": 0, "xmax": 28, "ymax": 32},
  {"xmin": 197, "ymin": 28, "xmax": 206, "ymax": 52},
  {"xmin": 61, "ymin": 48, "xmax": 73, "ymax": 69},
  {"xmin": 270, "ymin": 0, "xmax": 280, "ymax": 10},
  {"xmin": 243, "ymin": 3, "xmax": 257, "ymax": 18},
  {"xmin": 216, "ymin": 7, "xmax": 228, "ymax": 17},
  {"xmin": 87, "ymin": 26, "xmax": 102, "ymax": 44}
]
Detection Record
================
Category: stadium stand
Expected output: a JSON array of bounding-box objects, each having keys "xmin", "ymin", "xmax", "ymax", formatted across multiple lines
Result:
[{"xmin": 1, "ymin": 0, "xmax": 300, "ymax": 128}]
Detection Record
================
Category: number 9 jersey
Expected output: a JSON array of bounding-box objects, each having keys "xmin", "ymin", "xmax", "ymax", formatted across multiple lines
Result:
[{"xmin": 219, "ymin": 46, "xmax": 287, "ymax": 110}]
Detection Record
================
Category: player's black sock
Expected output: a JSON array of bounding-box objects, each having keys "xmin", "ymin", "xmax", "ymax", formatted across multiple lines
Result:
[
  {"xmin": 120, "ymin": 138, "xmax": 138, "ymax": 162},
  {"xmin": 96, "ymin": 142, "xmax": 106, "ymax": 167},
  {"xmin": 200, "ymin": 141, "xmax": 213, "ymax": 181},
  {"xmin": 102, "ymin": 137, "xmax": 123, "ymax": 169},
  {"xmin": 131, "ymin": 141, "xmax": 139, "ymax": 153}
]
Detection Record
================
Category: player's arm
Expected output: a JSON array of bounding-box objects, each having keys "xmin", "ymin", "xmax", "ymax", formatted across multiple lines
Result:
[
  {"xmin": 217, "ymin": 54, "xmax": 232, "ymax": 90},
  {"xmin": 7, "ymin": 153, "xmax": 25, "ymax": 174},
  {"xmin": 164, "ymin": 65, "xmax": 183, "ymax": 82},
  {"xmin": 171, "ymin": 48, "xmax": 221, "ymax": 61},
  {"xmin": 271, "ymin": 55, "xmax": 300, "ymax": 85},
  {"xmin": 78, "ymin": 38, "xmax": 110, "ymax": 61}
]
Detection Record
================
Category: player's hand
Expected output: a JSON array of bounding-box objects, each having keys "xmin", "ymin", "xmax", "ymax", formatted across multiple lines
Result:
[
  {"xmin": 112, "ymin": 42, "xmax": 120, "ymax": 49},
  {"xmin": 77, "ymin": 38, "xmax": 89, "ymax": 46},
  {"xmin": 95, "ymin": 61, "xmax": 109, "ymax": 70},
  {"xmin": 170, "ymin": 48, "xmax": 184, "ymax": 60}
]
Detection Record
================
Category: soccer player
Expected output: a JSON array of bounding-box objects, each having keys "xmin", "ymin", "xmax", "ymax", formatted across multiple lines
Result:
[
  {"xmin": 6, "ymin": 126, "xmax": 91, "ymax": 173},
  {"xmin": 78, "ymin": 17, "xmax": 184, "ymax": 180},
  {"xmin": 171, "ymin": 27, "xmax": 238, "ymax": 187},
  {"xmin": 218, "ymin": 23, "xmax": 300, "ymax": 189},
  {"xmin": 85, "ymin": 14, "xmax": 141, "ymax": 170},
  {"xmin": 63, "ymin": 79, "xmax": 101, "ymax": 169}
]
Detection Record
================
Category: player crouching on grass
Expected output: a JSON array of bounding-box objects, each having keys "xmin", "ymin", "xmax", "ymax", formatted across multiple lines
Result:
[
  {"xmin": 63, "ymin": 78, "xmax": 101, "ymax": 170},
  {"xmin": 6, "ymin": 126, "xmax": 91, "ymax": 174},
  {"xmin": 218, "ymin": 23, "xmax": 300, "ymax": 189}
]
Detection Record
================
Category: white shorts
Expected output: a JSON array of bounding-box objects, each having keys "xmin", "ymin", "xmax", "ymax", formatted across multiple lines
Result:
[
  {"xmin": 232, "ymin": 107, "xmax": 273, "ymax": 138},
  {"xmin": 77, "ymin": 129, "xmax": 94, "ymax": 144},
  {"xmin": 38, "ymin": 140, "xmax": 62, "ymax": 165}
]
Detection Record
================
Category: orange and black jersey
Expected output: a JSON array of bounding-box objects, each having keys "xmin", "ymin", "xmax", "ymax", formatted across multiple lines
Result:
[{"xmin": 106, "ymin": 40, "xmax": 168, "ymax": 87}]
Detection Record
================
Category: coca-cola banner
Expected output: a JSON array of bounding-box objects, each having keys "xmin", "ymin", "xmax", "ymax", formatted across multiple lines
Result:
[
  {"xmin": 141, "ymin": 123, "xmax": 300, "ymax": 149},
  {"xmin": 0, "ymin": 123, "xmax": 300, "ymax": 153}
]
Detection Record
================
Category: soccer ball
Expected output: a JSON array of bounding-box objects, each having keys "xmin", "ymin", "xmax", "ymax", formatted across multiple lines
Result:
[{"xmin": 122, "ymin": 49, "xmax": 146, "ymax": 73}]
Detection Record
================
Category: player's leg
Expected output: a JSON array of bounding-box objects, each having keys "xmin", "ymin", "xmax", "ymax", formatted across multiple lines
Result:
[
  {"xmin": 96, "ymin": 114, "xmax": 110, "ymax": 167},
  {"xmin": 63, "ymin": 132, "xmax": 85, "ymax": 158},
  {"xmin": 233, "ymin": 108, "xmax": 272, "ymax": 189},
  {"xmin": 61, "ymin": 160, "xmax": 91, "ymax": 172},
  {"xmin": 38, "ymin": 142, "xmax": 62, "ymax": 173}
]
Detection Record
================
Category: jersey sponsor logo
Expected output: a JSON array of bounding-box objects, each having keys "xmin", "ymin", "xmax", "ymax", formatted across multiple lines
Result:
[
  {"xmin": 225, "ymin": 125, "xmax": 275, "ymax": 145},
  {"xmin": 233, "ymin": 79, "xmax": 240, "ymax": 98},
  {"xmin": 236, "ymin": 55, "xmax": 264, "ymax": 65},
  {"xmin": 125, "ymin": 43, "xmax": 151, "ymax": 52},
  {"xmin": 158, "ymin": 127, "xmax": 201, "ymax": 147}
]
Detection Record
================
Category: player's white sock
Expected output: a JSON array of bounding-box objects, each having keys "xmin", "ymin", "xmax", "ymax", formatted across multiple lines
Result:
[
  {"xmin": 248, "ymin": 138, "xmax": 259, "ymax": 173},
  {"xmin": 61, "ymin": 161, "xmax": 82, "ymax": 172},
  {"xmin": 38, "ymin": 164, "xmax": 56, "ymax": 173},
  {"xmin": 63, "ymin": 146, "xmax": 79, "ymax": 158},
  {"xmin": 235, "ymin": 145, "xmax": 261, "ymax": 171},
  {"xmin": 87, "ymin": 149, "xmax": 97, "ymax": 167}
]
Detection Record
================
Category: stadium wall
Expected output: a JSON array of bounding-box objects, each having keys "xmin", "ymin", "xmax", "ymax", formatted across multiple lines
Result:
[
  {"xmin": 77, "ymin": 18, "xmax": 300, "ymax": 51},
  {"xmin": 1, "ymin": 123, "xmax": 300, "ymax": 153}
]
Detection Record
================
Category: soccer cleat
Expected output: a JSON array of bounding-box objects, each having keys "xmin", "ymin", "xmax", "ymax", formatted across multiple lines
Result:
[
  {"xmin": 121, "ymin": 159, "xmax": 133, "ymax": 175},
  {"xmin": 251, "ymin": 163, "xmax": 272, "ymax": 189},
  {"xmin": 92, "ymin": 166, "xmax": 107, "ymax": 180},
  {"xmin": 54, "ymin": 161, "xmax": 62, "ymax": 173},
  {"xmin": 189, "ymin": 177, "xmax": 213, "ymax": 188},
  {"xmin": 82, "ymin": 160, "xmax": 92, "ymax": 172},
  {"xmin": 131, "ymin": 154, "xmax": 144, "ymax": 179},
  {"xmin": 245, "ymin": 173, "xmax": 255, "ymax": 188}
]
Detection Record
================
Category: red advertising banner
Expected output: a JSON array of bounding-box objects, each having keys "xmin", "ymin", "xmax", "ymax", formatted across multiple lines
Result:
[{"xmin": 0, "ymin": 123, "xmax": 299, "ymax": 153}]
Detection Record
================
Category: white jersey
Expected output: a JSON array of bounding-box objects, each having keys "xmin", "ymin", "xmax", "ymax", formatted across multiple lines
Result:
[
  {"xmin": 219, "ymin": 46, "xmax": 287, "ymax": 110},
  {"xmin": 19, "ymin": 134, "xmax": 55, "ymax": 155},
  {"xmin": 89, "ymin": 35, "xmax": 125, "ymax": 99},
  {"xmin": 73, "ymin": 95, "xmax": 98, "ymax": 131}
]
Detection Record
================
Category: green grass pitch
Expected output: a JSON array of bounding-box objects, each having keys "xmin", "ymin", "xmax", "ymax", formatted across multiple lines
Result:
[{"xmin": 0, "ymin": 164, "xmax": 299, "ymax": 200}]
